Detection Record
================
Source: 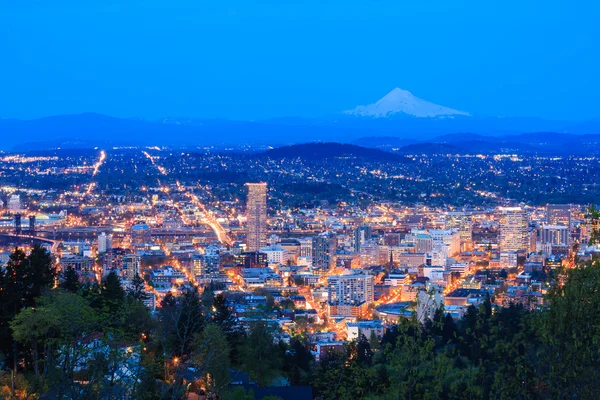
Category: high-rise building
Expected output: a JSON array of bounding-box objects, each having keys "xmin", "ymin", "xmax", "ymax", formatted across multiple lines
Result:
[
  {"xmin": 405, "ymin": 232, "xmax": 434, "ymax": 253},
  {"xmin": 312, "ymin": 233, "xmax": 337, "ymax": 270},
  {"xmin": 192, "ymin": 246, "xmax": 221, "ymax": 282},
  {"xmin": 103, "ymin": 248, "xmax": 131, "ymax": 277},
  {"xmin": 540, "ymin": 225, "xmax": 569, "ymax": 246},
  {"xmin": 298, "ymin": 238, "xmax": 313, "ymax": 258},
  {"xmin": 121, "ymin": 254, "xmax": 141, "ymax": 281},
  {"xmin": 359, "ymin": 240, "xmax": 379, "ymax": 267},
  {"xmin": 546, "ymin": 204, "xmax": 571, "ymax": 228},
  {"xmin": 98, "ymin": 232, "xmax": 113, "ymax": 253},
  {"xmin": 353, "ymin": 225, "xmax": 371, "ymax": 252},
  {"xmin": 499, "ymin": 207, "xmax": 529, "ymax": 253},
  {"xmin": 445, "ymin": 212, "xmax": 473, "ymax": 246},
  {"xmin": 8, "ymin": 195, "xmax": 21, "ymax": 213},
  {"xmin": 328, "ymin": 270, "xmax": 374, "ymax": 305},
  {"xmin": 428, "ymin": 229, "xmax": 461, "ymax": 257},
  {"xmin": 245, "ymin": 183, "xmax": 267, "ymax": 251}
]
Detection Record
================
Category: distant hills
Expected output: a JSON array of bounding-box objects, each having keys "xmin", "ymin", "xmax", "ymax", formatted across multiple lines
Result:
[
  {"xmin": 262, "ymin": 142, "xmax": 407, "ymax": 161},
  {"xmin": 371, "ymin": 132, "xmax": 600, "ymax": 155},
  {"xmin": 1, "ymin": 88, "xmax": 600, "ymax": 152}
]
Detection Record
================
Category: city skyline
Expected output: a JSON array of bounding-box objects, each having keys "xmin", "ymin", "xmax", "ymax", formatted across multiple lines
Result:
[{"xmin": 1, "ymin": 1, "xmax": 599, "ymax": 398}]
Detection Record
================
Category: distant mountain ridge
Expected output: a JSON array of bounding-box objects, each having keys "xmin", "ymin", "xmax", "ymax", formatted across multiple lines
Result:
[
  {"xmin": 262, "ymin": 142, "xmax": 407, "ymax": 161},
  {"xmin": 2, "ymin": 86, "xmax": 600, "ymax": 151},
  {"xmin": 355, "ymin": 132, "xmax": 600, "ymax": 155}
]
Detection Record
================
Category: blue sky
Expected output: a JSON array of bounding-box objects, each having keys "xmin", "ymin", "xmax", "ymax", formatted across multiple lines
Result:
[{"xmin": 1, "ymin": 0, "xmax": 598, "ymax": 120}]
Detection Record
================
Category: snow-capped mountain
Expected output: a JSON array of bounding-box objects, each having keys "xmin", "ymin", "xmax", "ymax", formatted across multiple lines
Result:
[{"xmin": 344, "ymin": 87, "xmax": 471, "ymax": 118}]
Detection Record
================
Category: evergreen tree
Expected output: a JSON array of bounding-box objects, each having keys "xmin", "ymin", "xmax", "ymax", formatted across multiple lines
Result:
[
  {"xmin": 192, "ymin": 324, "xmax": 231, "ymax": 396},
  {"xmin": 24, "ymin": 244, "xmax": 57, "ymax": 305},
  {"xmin": 0, "ymin": 247, "xmax": 56, "ymax": 366},
  {"xmin": 239, "ymin": 321, "xmax": 282, "ymax": 386},
  {"xmin": 100, "ymin": 270, "xmax": 125, "ymax": 314},
  {"xmin": 442, "ymin": 313, "xmax": 456, "ymax": 343},
  {"xmin": 59, "ymin": 266, "xmax": 80, "ymax": 293},
  {"xmin": 128, "ymin": 273, "xmax": 148, "ymax": 301},
  {"xmin": 160, "ymin": 287, "xmax": 205, "ymax": 357}
]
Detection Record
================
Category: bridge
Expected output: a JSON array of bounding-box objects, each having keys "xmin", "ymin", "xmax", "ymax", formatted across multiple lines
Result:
[{"xmin": 0, "ymin": 233, "xmax": 61, "ymax": 254}]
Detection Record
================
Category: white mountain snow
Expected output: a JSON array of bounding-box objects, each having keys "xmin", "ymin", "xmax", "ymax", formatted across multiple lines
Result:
[{"xmin": 344, "ymin": 88, "xmax": 470, "ymax": 118}]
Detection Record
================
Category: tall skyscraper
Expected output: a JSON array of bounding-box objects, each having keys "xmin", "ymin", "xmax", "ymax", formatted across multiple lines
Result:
[
  {"xmin": 353, "ymin": 225, "xmax": 371, "ymax": 252},
  {"xmin": 499, "ymin": 207, "xmax": 529, "ymax": 253},
  {"xmin": 312, "ymin": 232, "xmax": 337, "ymax": 270},
  {"xmin": 98, "ymin": 232, "xmax": 113, "ymax": 254},
  {"xmin": 547, "ymin": 204, "xmax": 571, "ymax": 228},
  {"xmin": 192, "ymin": 246, "xmax": 221, "ymax": 282},
  {"xmin": 245, "ymin": 183, "xmax": 267, "ymax": 251}
]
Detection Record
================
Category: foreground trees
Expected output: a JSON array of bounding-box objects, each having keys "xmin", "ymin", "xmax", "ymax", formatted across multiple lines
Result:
[{"xmin": 3, "ymin": 244, "xmax": 600, "ymax": 399}]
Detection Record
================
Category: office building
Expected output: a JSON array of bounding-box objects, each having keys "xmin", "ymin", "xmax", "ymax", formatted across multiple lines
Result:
[
  {"xmin": 122, "ymin": 254, "xmax": 141, "ymax": 280},
  {"xmin": 540, "ymin": 225, "xmax": 569, "ymax": 246},
  {"xmin": 499, "ymin": 207, "xmax": 529, "ymax": 253},
  {"xmin": 312, "ymin": 233, "xmax": 337, "ymax": 270},
  {"xmin": 445, "ymin": 212, "xmax": 473, "ymax": 246},
  {"xmin": 192, "ymin": 246, "xmax": 221, "ymax": 282},
  {"xmin": 547, "ymin": 204, "xmax": 571, "ymax": 228},
  {"xmin": 353, "ymin": 225, "xmax": 372, "ymax": 252},
  {"xmin": 246, "ymin": 183, "xmax": 267, "ymax": 251},
  {"xmin": 260, "ymin": 243, "xmax": 289, "ymax": 265},
  {"xmin": 359, "ymin": 240, "xmax": 380, "ymax": 267}
]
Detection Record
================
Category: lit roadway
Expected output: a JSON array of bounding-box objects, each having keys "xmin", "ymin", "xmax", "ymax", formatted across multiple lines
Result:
[
  {"xmin": 85, "ymin": 150, "xmax": 107, "ymax": 195},
  {"xmin": 142, "ymin": 150, "xmax": 233, "ymax": 246}
]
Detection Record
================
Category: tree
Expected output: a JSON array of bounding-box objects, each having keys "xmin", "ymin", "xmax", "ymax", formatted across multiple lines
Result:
[
  {"xmin": 11, "ymin": 305, "xmax": 59, "ymax": 376},
  {"xmin": 284, "ymin": 337, "xmax": 313, "ymax": 385},
  {"xmin": 160, "ymin": 287, "xmax": 205, "ymax": 358},
  {"xmin": 585, "ymin": 204, "xmax": 600, "ymax": 245},
  {"xmin": 239, "ymin": 321, "xmax": 282, "ymax": 386},
  {"xmin": 353, "ymin": 334, "xmax": 373, "ymax": 366},
  {"xmin": 0, "ymin": 246, "xmax": 57, "ymax": 371},
  {"xmin": 442, "ymin": 313, "xmax": 456, "ymax": 343},
  {"xmin": 536, "ymin": 261, "xmax": 600, "ymax": 398},
  {"xmin": 59, "ymin": 266, "xmax": 80, "ymax": 293},
  {"xmin": 24, "ymin": 244, "xmax": 57, "ymax": 305},
  {"xmin": 119, "ymin": 296, "xmax": 154, "ymax": 340},
  {"xmin": 128, "ymin": 273, "xmax": 148, "ymax": 301},
  {"xmin": 212, "ymin": 293, "xmax": 243, "ymax": 365},
  {"xmin": 192, "ymin": 324, "xmax": 231, "ymax": 396},
  {"xmin": 10, "ymin": 291, "xmax": 100, "ymax": 397},
  {"xmin": 100, "ymin": 270, "xmax": 125, "ymax": 314}
]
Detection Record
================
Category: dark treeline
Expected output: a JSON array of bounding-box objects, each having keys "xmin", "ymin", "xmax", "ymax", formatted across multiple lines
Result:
[{"xmin": 1, "ymin": 244, "xmax": 600, "ymax": 399}]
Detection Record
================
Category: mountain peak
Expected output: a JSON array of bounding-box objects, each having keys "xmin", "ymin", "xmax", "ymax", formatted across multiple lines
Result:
[
  {"xmin": 384, "ymin": 87, "xmax": 415, "ymax": 99},
  {"xmin": 344, "ymin": 88, "xmax": 470, "ymax": 118}
]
